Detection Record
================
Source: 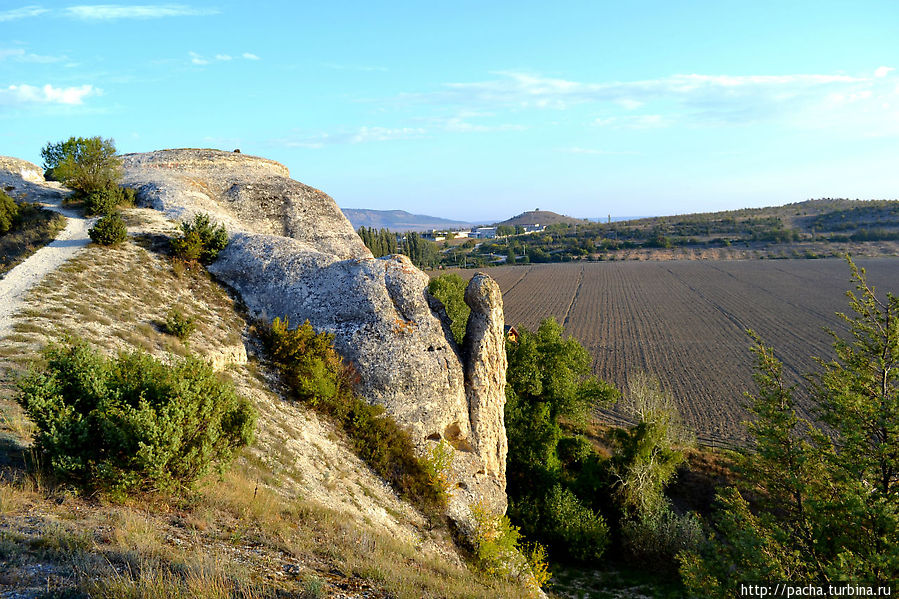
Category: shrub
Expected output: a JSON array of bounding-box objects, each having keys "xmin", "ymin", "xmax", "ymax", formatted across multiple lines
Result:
[
  {"xmin": 0, "ymin": 190, "xmax": 18, "ymax": 235},
  {"xmin": 88, "ymin": 212, "xmax": 127, "ymax": 246},
  {"xmin": 421, "ymin": 439, "xmax": 455, "ymax": 504},
  {"xmin": 621, "ymin": 501, "xmax": 703, "ymax": 566},
  {"xmin": 16, "ymin": 339, "xmax": 256, "ymax": 495},
  {"xmin": 541, "ymin": 484, "xmax": 610, "ymax": 561},
  {"xmin": 261, "ymin": 317, "xmax": 446, "ymax": 515},
  {"xmin": 470, "ymin": 501, "xmax": 551, "ymax": 590},
  {"xmin": 164, "ymin": 309, "xmax": 196, "ymax": 342},
  {"xmin": 172, "ymin": 213, "xmax": 228, "ymax": 264},
  {"xmin": 81, "ymin": 185, "xmax": 135, "ymax": 216}
]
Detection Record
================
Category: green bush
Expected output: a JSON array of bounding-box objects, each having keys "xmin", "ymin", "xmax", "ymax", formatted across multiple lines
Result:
[
  {"xmin": 541, "ymin": 484, "xmax": 610, "ymax": 561},
  {"xmin": 81, "ymin": 185, "xmax": 135, "ymax": 216},
  {"xmin": 16, "ymin": 339, "xmax": 256, "ymax": 495},
  {"xmin": 171, "ymin": 213, "xmax": 228, "ymax": 264},
  {"xmin": 261, "ymin": 317, "xmax": 445, "ymax": 515},
  {"xmin": 621, "ymin": 501, "xmax": 703, "ymax": 566},
  {"xmin": 88, "ymin": 212, "xmax": 127, "ymax": 246},
  {"xmin": 470, "ymin": 501, "xmax": 551, "ymax": 590},
  {"xmin": 0, "ymin": 190, "xmax": 18, "ymax": 235},
  {"xmin": 164, "ymin": 309, "xmax": 196, "ymax": 342}
]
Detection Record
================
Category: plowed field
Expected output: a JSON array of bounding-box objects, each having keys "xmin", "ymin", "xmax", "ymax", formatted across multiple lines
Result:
[{"xmin": 444, "ymin": 258, "xmax": 899, "ymax": 447}]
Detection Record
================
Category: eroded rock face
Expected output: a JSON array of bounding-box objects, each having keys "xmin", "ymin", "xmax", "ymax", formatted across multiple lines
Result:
[
  {"xmin": 122, "ymin": 150, "xmax": 366, "ymax": 260},
  {"xmin": 122, "ymin": 149, "xmax": 508, "ymax": 524}
]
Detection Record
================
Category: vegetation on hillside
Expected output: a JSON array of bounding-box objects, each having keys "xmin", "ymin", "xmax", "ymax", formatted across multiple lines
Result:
[
  {"xmin": 434, "ymin": 199, "xmax": 899, "ymax": 266},
  {"xmin": 171, "ymin": 212, "xmax": 229, "ymax": 265},
  {"xmin": 88, "ymin": 211, "xmax": 128, "ymax": 246},
  {"xmin": 16, "ymin": 338, "xmax": 256, "ymax": 496}
]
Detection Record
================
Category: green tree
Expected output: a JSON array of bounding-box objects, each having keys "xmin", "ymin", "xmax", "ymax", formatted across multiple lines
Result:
[
  {"xmin": 505, "ymin": 317, "xmax": 619, "ymax": 561},
  {"xmin": 427, "ymin": 273, "xmax": 470, "ymax": 345},
  {"xmin": 681, "ymin": 258, "xmax": 899, "ymax": 595},
  {"xmin": 611, "ymin": 373, "xmax": 694, "ymax": 515},
  {"xmin": 41, "ymin": 136, "xmax": 122, "ymax": 193}
]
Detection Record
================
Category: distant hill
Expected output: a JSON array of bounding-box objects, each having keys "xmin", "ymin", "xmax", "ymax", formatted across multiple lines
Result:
[
  {"xmin": 495, "ymin": 209, "xmax": 586, "ymax": 227},
  {"xmin": 342, "ymin": 208, "xmax": 473, "ymax": 232}
]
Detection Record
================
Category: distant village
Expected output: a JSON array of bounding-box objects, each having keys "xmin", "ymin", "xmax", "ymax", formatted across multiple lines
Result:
[{"xmin": 419, "ymin": 223, "xmax": 547, "ymax": 242}]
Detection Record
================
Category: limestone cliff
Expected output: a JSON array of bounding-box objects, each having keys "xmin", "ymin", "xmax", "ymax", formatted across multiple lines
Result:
[{"xmin": 121, "ymin": 149, "xmax": 509, "ymax": 521}]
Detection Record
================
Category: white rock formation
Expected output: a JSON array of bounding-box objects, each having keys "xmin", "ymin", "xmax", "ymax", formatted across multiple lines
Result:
[{"xmin": 121, "ymin": 149, "xmax": 509, "ymax": 522}]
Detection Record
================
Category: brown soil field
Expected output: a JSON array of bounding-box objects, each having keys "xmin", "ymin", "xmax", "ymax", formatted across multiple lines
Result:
[{"xmin": 442, "ymin": 258, "xmax": 899, "ymax": 447}]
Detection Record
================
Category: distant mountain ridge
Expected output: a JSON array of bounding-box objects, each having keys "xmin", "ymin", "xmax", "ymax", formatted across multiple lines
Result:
[
  {"xmin": 342, "ymin": 208, "xmax": 473, "ymax": 232},
  {"xmin": 495, "ymin": 209, "xmax": 586, "ymax": 227}
]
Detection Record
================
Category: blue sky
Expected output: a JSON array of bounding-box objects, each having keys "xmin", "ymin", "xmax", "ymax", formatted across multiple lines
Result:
[{"xmin": 1, "ymin": 1, "xmax": 897, "ymax": 222}]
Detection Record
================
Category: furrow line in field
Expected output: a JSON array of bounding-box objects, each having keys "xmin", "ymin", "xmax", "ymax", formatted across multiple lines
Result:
[{"xmin": 561, "ymin": 266, "xmax": 585, "ymax": 328}]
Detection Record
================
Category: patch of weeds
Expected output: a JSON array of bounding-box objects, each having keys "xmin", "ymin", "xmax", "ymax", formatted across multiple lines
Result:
[
  {"xmin": 164, "ymin": 309, "xmax": 196, "ymax": 342},
  {"xmin": 301, "ymin": 574, "xmax": 326, "ymax": 598},
  {"xmin": 31, "ymin": 521, "xmax": 94, "ymax": 558}
]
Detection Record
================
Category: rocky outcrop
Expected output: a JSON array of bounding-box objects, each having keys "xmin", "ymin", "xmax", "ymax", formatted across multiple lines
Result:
[
  {"xmin": 122, "ymin": 150, "xmax": 366, "ymax": 260},
  {"xmin": 121, "ymin": 149, "xmax": 508, "ymax": 524}
]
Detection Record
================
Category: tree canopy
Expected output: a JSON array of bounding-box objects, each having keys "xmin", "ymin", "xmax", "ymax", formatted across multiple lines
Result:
[{"xmin": 41, "ymin": 136, "xmax": 122, "ymax": 193}]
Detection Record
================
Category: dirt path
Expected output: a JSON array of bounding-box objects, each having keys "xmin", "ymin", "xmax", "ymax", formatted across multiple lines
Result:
[{"xmin": 0, "ymin": 196, "xmax": 95, "ymax": 340}]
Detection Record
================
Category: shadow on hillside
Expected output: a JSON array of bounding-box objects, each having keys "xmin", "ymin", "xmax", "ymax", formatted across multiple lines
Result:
[{"xmin": 0, "ymin": 434, "xmax": 28, "ymax": 476}]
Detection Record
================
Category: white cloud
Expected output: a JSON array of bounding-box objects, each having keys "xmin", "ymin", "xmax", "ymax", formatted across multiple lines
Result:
[
  {"xmin": 64, "ymin": 4, "xmax": 218, "ymax": 20},
  {"xmin": 1, "ymin": 83, "xmax": 98, "ymax": 105},
  {"xmin": 190, "ymin": 51, "xmax": 260, "ymax": 65},
  {"xmin": 275, "ymin": 126, "xmax": 426, "ymax": 148},
  {"xmin": 351, "ymin": 126, "xmax": 425, "ymax": 144},
  {"xmin": 0, "ymin": 6, "xmax": 49, "ymax": 21},
  {"xmin": 0, "ymin": 48, "xmax": 65, "ymax": 63},
  {"xmin": 875, "ymin": 66, "xmax": 895, "ymax": 78}
]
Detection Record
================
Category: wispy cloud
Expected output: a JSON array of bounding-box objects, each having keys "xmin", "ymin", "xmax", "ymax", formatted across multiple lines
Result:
[
  {"xmin": 396, "ymin": 68, "xmax": 898, "ymax": 136},
  {"xmin": 64, "ymin": 4, "xmax": 218, "ymax": 20},
  {"xmin": 1, "ymin": 83, "xmax": 98, "ymax": 105},
  {"xmin": 0, "ymin": 48, "xmax": 66, "ymax": 63},
  {"xmin": 189, "ymin": 51, "xmax": 260, "ymax": 65},
  {"xmin": 0, "ymin": 6, "xmax": 49, "ymax": 21},
  {"xmin": 275, "ymin": 126, "xmax": 426, "ymax": 148},
  {"xmin": 0, "ymin": 3, "xmax": 216, "ymax": 22}
]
